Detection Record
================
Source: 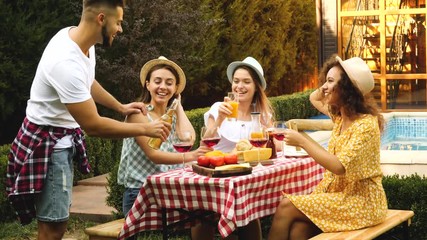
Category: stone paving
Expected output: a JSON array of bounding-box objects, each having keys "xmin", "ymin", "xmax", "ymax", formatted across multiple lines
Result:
[{"xmin": 70, "ymin": 173, "xmax": 115, "ymax": 223}]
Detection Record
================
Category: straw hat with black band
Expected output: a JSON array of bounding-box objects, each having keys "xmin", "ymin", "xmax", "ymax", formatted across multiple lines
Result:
[
  {"xmin": 336, "ymin": 56, "xmax": 374, "ymax": 95},
  {"xmin": 227, "ymin": 56, "xmax": 267, "ymax": 90},
  {"xmin": 140, "ymin": 56, "xmax": 186, "ymax": 94}
]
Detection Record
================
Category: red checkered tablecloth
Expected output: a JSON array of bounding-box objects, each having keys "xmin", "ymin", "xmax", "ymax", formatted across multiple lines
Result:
[{"xmin": 118, "ymin": 157, "xmax": 324, "ymax": 239}]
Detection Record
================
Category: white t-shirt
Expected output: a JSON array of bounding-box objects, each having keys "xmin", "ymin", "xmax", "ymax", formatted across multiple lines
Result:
[
  {"xmin": 203, "ymin": 102, "xmax": 253, "ymax": 153},
  {"xmin": 26, "ymin": 27, "xmax": 96, "ymax": 147}
]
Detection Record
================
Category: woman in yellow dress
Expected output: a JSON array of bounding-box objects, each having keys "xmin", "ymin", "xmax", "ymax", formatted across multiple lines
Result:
[{"xmin": 268, "ymin": 55, "xmax": 388, "ymax": 240}]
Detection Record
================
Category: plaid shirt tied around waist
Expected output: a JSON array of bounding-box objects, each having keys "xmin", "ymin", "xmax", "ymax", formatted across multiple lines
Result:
[{"xmin": 6, "ymin": 117, "xmax": 91, "ymax": 225}]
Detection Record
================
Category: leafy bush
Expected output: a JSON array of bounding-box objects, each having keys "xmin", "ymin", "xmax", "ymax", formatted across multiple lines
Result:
[
  {"xmin": 106, "ymin": 161, "xmax": 125, "ymax": 217},
  {"xmin": 73, "ymin": 136, "xmax": 123, "ymax": 185},
  {"xmin": 186, "ymin": 107, "xmax": 210, "ymax": 148},
  {"xmin": 383, "ymin": 174, "xmax": 427, "ymax": 240},
  {"xmin": 0, "ymin": 144, "xmax": 17, "ymax": 222},
  {"xmin": 0, "ymin": 0, "xmax": 80, "ymax": 145},
  {"xmin": 269, "ymin": 90, "xmax": 319, "ymax": 121}
]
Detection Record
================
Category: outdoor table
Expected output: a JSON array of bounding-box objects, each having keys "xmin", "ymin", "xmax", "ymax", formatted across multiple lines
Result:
[{"xmin": 118, "ymin": 156, "xmax": 324, "ymax": 240}]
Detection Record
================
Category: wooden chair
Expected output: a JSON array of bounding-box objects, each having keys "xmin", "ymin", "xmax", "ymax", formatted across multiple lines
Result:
[
  {"xmin": 284, "ymin": 121, "xmax": 415, "ymax": 239},
  {"xmin": 285, "ymin": 119, "xmax": 333, "ymax": 150},
  {"xmin": 310, "ymin": 209, "xmax": 414, "ymax": 240},
  {"xmin": 84, "ymin": 218, "xmax": 124, "ymax": 240},
  {"xmin": 285, "ymin": 119, "xmax": 334, "ymax": 131}
]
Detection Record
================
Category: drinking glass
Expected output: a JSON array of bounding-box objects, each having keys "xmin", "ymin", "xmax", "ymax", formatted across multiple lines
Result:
[
  {"xmin": 200, "ymin": 126, "xmax": 221, "ymax": 148},
  {"xmin": 273, "ymin": 121, "xmax": 288, "ymax": 159},
  {"xmin": 227, "ymin": 92, "xmax": 239, "ymax": 121},
  {"xmin": 249, "ymin": 128, "xmax": 268, "ymax": 167},
  {"xmin": 172, "ymin": 130, "xmax": 194, "ymax": 174}
]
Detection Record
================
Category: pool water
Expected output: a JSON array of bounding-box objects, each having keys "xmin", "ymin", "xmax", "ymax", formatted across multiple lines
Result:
[
  {"xmin": 381, "ymin": 116, "xmax": 427, "ymax": 151},
  {"xmin": 308, "ymin": 112, "xmax": 427, "ymax": 176},
  {"xmin": 383, "ymin": 142, "xmax": 427, "ymax": 151},
  {"xmin": 311, "ymin": 114, "xmax": 427, "ymax": 151}
]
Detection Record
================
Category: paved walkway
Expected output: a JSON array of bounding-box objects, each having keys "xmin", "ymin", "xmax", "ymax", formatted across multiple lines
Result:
[{"xmin": 70, "ymin": 173, "xmax": 115, "ymax": 223}]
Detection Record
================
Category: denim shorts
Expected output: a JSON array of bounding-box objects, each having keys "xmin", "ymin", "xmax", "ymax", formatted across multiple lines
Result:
[
  {"xmin": 123, "ymin": 188, "xmax": 140, "ymax": 216},
  {"xmin": 35, "ymin": 147, "xmax": 74, "ymax": 222}
]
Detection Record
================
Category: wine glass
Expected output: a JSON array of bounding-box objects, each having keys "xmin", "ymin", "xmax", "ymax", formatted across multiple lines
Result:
[
  {"xmin": 172, "ymin": 130, "xmax": 194, "ymax": 174},
  {"xmin": 249, "ymin": 128, "xmax": 268, "ymax": 167},
  {"xmin": 200, "ymin": 126, "xmax": 221, "ymax": 148},
  {"xmin": 273, "ymin": 121, "xmax": 287, "ymax": 159}
]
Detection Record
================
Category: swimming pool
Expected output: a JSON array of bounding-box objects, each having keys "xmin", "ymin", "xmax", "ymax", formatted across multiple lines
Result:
[
  {"xmin": 381, "ymin": 113, "xmax": 427, "ymax": 150},
  {"xmin": 307, "ymin": 112, "xmax": 427, "ymax": 176},
  {"xmin": 379, "ymin": 112, "xmax": 427, "ymax": 176},
  {"xmin": 382, "ymin": 142, "xmax": 427, "ymax": 151}
]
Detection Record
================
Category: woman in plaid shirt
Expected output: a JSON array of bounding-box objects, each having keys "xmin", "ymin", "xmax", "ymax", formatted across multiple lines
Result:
[{"xmin": 118, "ymin": 57, "xmax": 211, "ymax": 239}]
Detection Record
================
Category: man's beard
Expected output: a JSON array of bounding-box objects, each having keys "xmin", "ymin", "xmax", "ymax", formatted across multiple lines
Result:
[{"xmin": 101, "ymin": 25, "xmax": 111, "ymax": 47}]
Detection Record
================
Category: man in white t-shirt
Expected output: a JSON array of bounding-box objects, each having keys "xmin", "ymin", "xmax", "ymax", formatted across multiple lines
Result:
[{"xmin": 6, "ymin": 1, "xmax": 171, "ymax": 239}]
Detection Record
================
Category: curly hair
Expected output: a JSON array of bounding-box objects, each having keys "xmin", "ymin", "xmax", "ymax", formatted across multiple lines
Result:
[{"xmin": 319, "ymin": 55, "xmax": 384, "ymax": 132}]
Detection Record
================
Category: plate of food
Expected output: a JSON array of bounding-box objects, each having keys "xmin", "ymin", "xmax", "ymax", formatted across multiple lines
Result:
[
  {"xmin": 192, "ymin": 163, "xmax": 252, "ymax": 177},
  {"xmin": 281, "ymin": 149, "xmax": 309, "ymax": 157}
]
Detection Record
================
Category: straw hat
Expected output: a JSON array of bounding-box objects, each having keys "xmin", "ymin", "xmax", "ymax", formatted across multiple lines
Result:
[
  {"xmin": 336, "ymin": 56, "xmax": 374, "ymax": 95},
  {"xmin": 140, "ymin": 56, "xmax": 186, "ymax": 94},
  {"xmin": 227, "ymin": 56, "xmax": 266, "ymax": 90}
]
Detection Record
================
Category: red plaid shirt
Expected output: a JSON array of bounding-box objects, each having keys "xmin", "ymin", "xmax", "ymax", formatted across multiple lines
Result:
[{"xmin": 6, "ymin": 117, "xmax": 91, "ymax": 225}]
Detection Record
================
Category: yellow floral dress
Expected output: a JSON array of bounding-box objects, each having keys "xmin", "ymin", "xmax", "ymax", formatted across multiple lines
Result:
[{"xmin": 287, "ymin": 114, "xmax": 388, "ymax": 232}]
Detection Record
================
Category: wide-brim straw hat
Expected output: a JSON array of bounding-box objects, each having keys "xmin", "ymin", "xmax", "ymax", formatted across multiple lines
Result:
[
  {"xmin": 226, "ymin": 56, "xmax": 266, "ymax": 90},
  {"xmin": 140, "ymin": 56, "xmax": 186, "ymax": 94},
  {"xmin": 336, "ymin": 56, "xmax": 374, "ymax": 95}
]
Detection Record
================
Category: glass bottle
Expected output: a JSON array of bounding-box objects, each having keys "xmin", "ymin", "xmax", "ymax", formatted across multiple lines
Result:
[
  {"xmin": 249, "ymin": 112, "xmax": 268, "ymax": 167},
  {"xmin": 250, "ymin": 112, "xmax": 262, "ymax": 135},
  {"xmin": 148, "ymin": 98, "xmax": 179, "ymax": 150}
]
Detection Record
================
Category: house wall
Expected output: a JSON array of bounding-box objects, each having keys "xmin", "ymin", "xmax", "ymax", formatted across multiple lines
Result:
[{"xmin": 318, "ymin": 0, "xmax": 338, "ymax": 67}]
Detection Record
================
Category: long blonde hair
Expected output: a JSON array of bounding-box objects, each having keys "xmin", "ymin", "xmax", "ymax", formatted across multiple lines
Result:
[{"xmin": 233, "ymin": 66, "xmax": 275, "ymax": 127}]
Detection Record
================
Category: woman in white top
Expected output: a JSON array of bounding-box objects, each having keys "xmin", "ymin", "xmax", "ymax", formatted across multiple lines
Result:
[
  {"xmin": 203, "ymin": 56, "xmax": 275, "ymax": 153},
  {"xmin": 194, "ymin": 56, "xmax": 275, "ymax": 240}
]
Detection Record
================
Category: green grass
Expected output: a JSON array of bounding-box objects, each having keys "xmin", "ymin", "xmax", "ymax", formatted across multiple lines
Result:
[
  {"xmin": 0, "ymin": 217, "xmax": 95, "ymax": 240},
  {"xmin": 0, "ymin": 217, "xmax": 192, "ymax": 240},
  {"xmin": 0, "ymin": 220, "xmax": 37, "ymax": 239}
]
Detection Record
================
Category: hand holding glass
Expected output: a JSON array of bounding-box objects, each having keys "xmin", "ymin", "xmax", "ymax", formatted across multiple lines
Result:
[
  {"xmin": 273, "ymin": 121, "xmax": 287, "ymax": 159},
  {"xmin": 201, "ymin": 126, "xmax": 221, "ymax": 148},
  {"xmin": 227, "ymin": 92, "xmax": 239, "ymax": 121}
]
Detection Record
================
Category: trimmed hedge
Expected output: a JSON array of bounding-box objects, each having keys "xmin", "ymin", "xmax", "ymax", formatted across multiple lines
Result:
[
  {"xmin": 382, "ymin": 174, "xmax": 427, "ymax": 239},
  {"xmin": 269, "ymin": 91, "xmax": 320, "ymax": 121}
]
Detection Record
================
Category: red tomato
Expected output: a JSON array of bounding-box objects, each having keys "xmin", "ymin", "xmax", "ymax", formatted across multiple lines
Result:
[
  {"xmin": 224, "ymin": 154, "xmax": 238, "ymax": 164},
  {"xmin": 197, "ymin": 156, "xmax": 210, "ymax": 167},
  {"xmin": 209, "ymin": 156, "xmax": 225, "ymax": 167}
]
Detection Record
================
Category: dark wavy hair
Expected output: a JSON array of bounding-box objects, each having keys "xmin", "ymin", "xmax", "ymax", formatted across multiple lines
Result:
[{"xmin": 319, "ymin": 55, "xmax": 384, "ymax": 132}]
